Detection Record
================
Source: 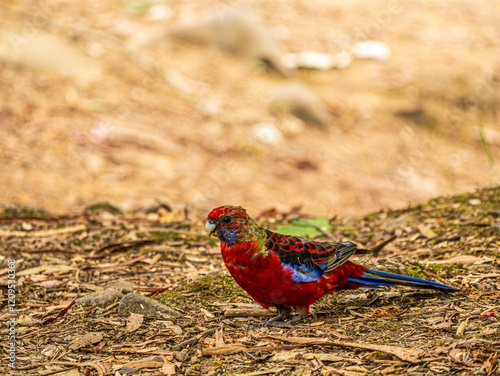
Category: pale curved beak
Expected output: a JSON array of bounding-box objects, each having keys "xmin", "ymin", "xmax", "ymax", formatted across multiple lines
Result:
[{"xmin": 206, "ymin": 221, "xmax": 217, "ymax": 237}]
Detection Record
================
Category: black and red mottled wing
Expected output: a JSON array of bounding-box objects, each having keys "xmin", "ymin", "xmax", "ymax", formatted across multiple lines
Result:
[{"xmin": 264, "ymin": 230, "xmax": 361, "ymax": 282}]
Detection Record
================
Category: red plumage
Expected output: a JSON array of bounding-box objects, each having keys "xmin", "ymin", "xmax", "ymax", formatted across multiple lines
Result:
[
  {"xmin": 220, "ymin": 237, "xmax": 365, "ymax": 317},
  {"xmin": 206, "ymin": 205, "xmax": 459, "ymax": 326}
]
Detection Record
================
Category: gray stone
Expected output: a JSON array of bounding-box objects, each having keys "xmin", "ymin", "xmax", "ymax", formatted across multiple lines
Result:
[
  {"xmin": 0, "ymin": 29, "xmax": 101, "ymax": 83},
  {"xmin": 271, "ymin": 82, "xmax": 334, "ymax": 128},
  {"xmin": 168, "ymin": 9, "xmax": 290, "ymax": 76}
]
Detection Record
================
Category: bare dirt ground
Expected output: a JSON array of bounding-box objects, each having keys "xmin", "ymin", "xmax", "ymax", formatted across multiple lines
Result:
[
  {"xmin": 1, "ymin": 187, "xmax": 499, "ymax": 375},
  {"xmin": 0, "ymin": 0, "xmax": 500, "ymax": 217}
]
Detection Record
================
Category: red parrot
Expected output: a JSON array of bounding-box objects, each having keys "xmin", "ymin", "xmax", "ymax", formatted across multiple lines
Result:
[{"xmin": 206, "ymin": 205, "xmax": 459, "ymax": 327}]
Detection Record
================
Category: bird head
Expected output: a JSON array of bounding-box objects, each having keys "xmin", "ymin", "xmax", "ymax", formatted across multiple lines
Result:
[{"xmin": 206, "ymin": 205, "xmax": 261, "ymax": 245}]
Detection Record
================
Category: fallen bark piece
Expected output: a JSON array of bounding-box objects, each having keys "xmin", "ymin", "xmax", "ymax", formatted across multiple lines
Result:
[
  {"xmin": 262, "ymin": 336, "xmax": 424, "ymax": 363},
  {"xmin": 202, "ymin": 343, "xmax": 302, "ymax": 356},
  {"xmin": 234, "ymin": 367, "xmax": 287, "ymax": 376},
  {"xmin": 269, "ymin": 351, "xmax": 350, "ymax": 362},
  {"xmin": 326, "ymin": 327, "xmax": 351, "ymax": 340},
  {"xmin": 417, "ymin": 224, "xmax": 437, "ymax": 239},
  {"xmin": 174, "ymin": 349, "xmax": 189, "ymax": 362},
  {"xmin": 160, "ymin": 361, "xmax": 176, "ymax": 375},
  {"xmin": 68, "ymin": 332, "xmax": 103, "ymax": 351},
  {"xmin": 321, "ymin": 368, "xmax": 367, "ymax": 376},
  {"xmin": 122, "ymin": 356, "xmax": 164, "ymax": 369},
  {"xmin": 202, "ymin": 344, "xmax": 246, "ymax": 356},
  {"xmin": 268, "ymin": 350, "xmax": 304, "ymax": 362},
  {"xmin": 39, "ymin": 361, "xmax": 106, "ymax": 376},
  {"xmin": 423, "ymin": 255, "xmax": 494, "ymax": 265},
  {"xmin": 126, "ymin": 313, "xmax": 144, "ymax": 332}
]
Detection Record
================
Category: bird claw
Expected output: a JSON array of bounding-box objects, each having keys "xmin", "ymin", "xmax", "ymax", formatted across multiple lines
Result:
[
  {"xmin": 264, "ymin": 320, "xmax": 295, "ymax": 329},
  {"xmin": 247, "ymin": 321, "xmax": 293, "ymax": 329},
  {"xmin": 247, "ymin": 316, "xmax": 303, "ymax": 329},
  {"xmin": 247, "ymin": 322, "xmax": 264, "ymax": 329}
]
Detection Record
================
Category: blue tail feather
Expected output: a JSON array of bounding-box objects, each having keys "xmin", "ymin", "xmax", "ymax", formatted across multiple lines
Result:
[
  {"xmin": 349, "ymin": 269, "xmax": 459, "ymax": 292},
  {"xmin": 348, "ymin": 278, "xmax": 393, "ymax": 287}
]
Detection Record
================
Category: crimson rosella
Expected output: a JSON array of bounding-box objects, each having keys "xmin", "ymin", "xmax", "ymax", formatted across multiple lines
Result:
[{"xmin": 206, "ymin": 205, "xmax": 459, "ymax": 327}]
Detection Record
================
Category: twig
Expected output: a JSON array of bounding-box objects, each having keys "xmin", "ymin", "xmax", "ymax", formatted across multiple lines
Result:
[
  {"xmin": 83, "ymin": 254, "xmax": 147, "ymax": 271},
  {"xmin": 39, "ymin": 361, "xmax": 105, "ymax": 376},
  {"xmin": 41, "ymin": 299, "xmax": 76, "ymax": 325},
  {"xmin": 41, "ymin": 366, "xmax": 79, "ymax": 376},
  {"xmin": 172, "ymin": 328, "xmax": 217, "ymax": 350},
  {"xmin": 203, "ymin": 343, "xmax": 303, "ymax": 356},
  {"xmin": 87, "ymin": 239, "xmax": 158, "ymax": 258},
  {"xmin": 260, "ymin": 335, "xmax": 424, "ymax": 363},
  {"xmin": 146, "ymin": 286, "xmax": 169, "ymax": 297},
  {"xmin": 370, "ymin": 235, "xmax": 397, "ymax": 256},
  {"xmin": 0, "ymin": 225, "xmax": 86, "ymax": 238}
]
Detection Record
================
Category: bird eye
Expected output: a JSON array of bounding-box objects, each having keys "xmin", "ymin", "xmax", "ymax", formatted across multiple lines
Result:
[{"xmin": 222, "ymin": 215, "xmax": 232, "ymax": 224}]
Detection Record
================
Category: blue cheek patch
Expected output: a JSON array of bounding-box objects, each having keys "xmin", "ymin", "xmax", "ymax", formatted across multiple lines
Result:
[
  {"xmin": 282, "ymin": 263, "xmax": 322, "ymax": 283},
  {"xmin": 222, "ymin": 228, "xmax": 241, "ymax": 246}
]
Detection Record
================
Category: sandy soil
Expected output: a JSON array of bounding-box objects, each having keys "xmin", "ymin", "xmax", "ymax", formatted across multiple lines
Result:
[{"xmin": 1, "ymin": 0, "xmax": 499, "ymax": 217}]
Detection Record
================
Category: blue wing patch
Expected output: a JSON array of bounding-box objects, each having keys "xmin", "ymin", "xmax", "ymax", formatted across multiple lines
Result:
[{"xmin": 282, "ymin": 262, "xmax": 323, "ymax": 283}]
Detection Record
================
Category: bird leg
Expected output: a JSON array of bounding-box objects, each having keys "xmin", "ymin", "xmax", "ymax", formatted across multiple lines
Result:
[
  {"xmin": 249, "ymin": 306, "xmax": 308, "ymax": 328},
  {"xmin": 268, "ymin": 306, "xmax": 309, "ymax": 327},
  {"xmin": 264, "ymin": 314, "xmax": 305, "ymax": 328},
  {"xmin": 265, "ymin": 305, "xmax": 291, "ymax": 325},
  {"xmin": 262, "ymin": 306, "xmax": 304, "ymax": 328},
  {"xmin": 248, "ymin": 306, "xmax": 291, "ymax": 328}
]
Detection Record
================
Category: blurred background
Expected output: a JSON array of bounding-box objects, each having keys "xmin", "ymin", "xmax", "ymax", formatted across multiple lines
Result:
[{"xmin": 0, "ymin": 0, "xmax": 499, "ymax": 217}]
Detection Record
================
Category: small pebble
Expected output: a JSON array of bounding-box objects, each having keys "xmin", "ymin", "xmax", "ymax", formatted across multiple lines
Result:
[
  {"xmin": 147, "ymin": 4, "xmax": 172, "ymax": 22},
  {"xmin": 22, "ymin": 222, "xmax": 33, "ymax": 231},
  {"xmin": 252, "ymin": 122, "xmax": 283, "ymax": 144},
  {"xmin": 352, "ymin": 41, "xmax": 391, "ymax": 60}
]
